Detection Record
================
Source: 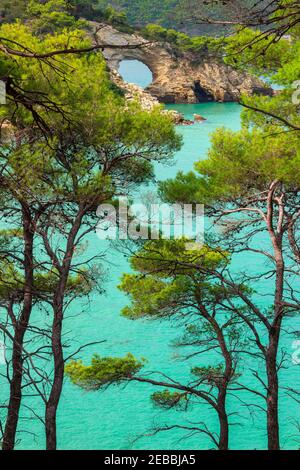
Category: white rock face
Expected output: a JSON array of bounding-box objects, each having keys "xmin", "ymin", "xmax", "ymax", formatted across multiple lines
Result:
[
  {"xmin": 110, "ymin": 69, "xmax": 184, "ymax": 123},
  {"xmin": 110, "ymin": 70, "xmax": 159, "ymax": 110}
]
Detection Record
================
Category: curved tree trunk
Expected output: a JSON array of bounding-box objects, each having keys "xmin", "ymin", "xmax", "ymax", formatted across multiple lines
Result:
[
  {"xmin": 44, "ymin": 209, "xmax": 84, "ymax": 450},
  {"xmin": 206, "ymin": 312, "xmax": 232, "ymax": 450},
  {"xmin": 264, "ymin": 182, "xmax": 284, "ymax": 451}
]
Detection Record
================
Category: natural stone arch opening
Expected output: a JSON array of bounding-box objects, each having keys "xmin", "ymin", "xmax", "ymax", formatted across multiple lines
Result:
[
  {"xmin": 193, "ymin": 81, "xmax": 214, "ymax": 102},
  {"xmin": 118, "ymin": 59, "xmax": 153, "ymax": 89},
  {"xmin": 96, "ymin": 25, "xmax": 272, "ymax": 104},
  {"xmin": 107, "ymin": 49, "xmax": 159, "ymax": 82}
]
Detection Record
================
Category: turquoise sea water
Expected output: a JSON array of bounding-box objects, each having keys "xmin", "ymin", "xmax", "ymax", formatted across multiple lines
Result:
[
  {"xmin": 7, "ymin": 101, "xmax": 298, "ymax": 450},
  {"xmin": 1, "ymin": 66, "xmax": 299, "ymax": 450}
]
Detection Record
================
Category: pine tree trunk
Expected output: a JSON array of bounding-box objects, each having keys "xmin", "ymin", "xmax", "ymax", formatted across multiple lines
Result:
[
  {"xmin": 2, "ymin": 327, "xmax": 26, "ymax": 450},
  {"xmin": 45, "ymin": 211, "xmax": 83, "ymax": 450},
  {"xmin": 218, "ymin": 403, "xmax": 229, "ymax": 450},
  {"xmin": 266, "ymin": 346, "xmax": 280, "ymax": 450},
  {"xmin": 265, "ymin": 244, "xmax": 284, "ymax": 450},
  {"xmin": 265, "ymin": 185, "xmax": 284, "ymax": 451},
  {"xmin": 2, "ymin": 208, "xmax": 33, "ymax": 450},
  {"xmin": 45, "ymin": 303, "xmax": 64, "ymax": 450}
]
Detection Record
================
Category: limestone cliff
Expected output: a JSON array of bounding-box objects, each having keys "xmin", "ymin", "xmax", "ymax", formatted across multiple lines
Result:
[
  {"xmin": 110, "ymin": 69, "xmax": 160, "ymax": 111},
  {"xmin": 92, "ymin": 24, "xmax": 272, "ymax": 104},
  {"xmin": 110, "ymin": 69, "xmax": 185, "ymax": 124}
]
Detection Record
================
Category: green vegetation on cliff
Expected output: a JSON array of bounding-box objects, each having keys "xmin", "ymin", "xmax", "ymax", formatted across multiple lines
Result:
[
  {"xmin": 141, "ymin": 23, "xmax": 223, "ymax": 55},
  {"xmin": 0, "ymin": 1, "xmax": 226, "ymax": 58},
  {"xmin": 95, "ymin": 0, "xmax": 255, "ymax": 34},
  {"xmin": 0, "ymin": 0, "xmax": 130, "ymax": 31},
  {"xmin": 1, "ymin": 0, "xmax": 255, "ymax": 35}
]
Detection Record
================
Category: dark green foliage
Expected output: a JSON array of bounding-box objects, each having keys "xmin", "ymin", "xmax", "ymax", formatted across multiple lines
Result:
[
  {"xmin": 68, "ymin": 1, "xmax": 131, "ymax": 30},
  {"xmin": 0, "ymin": 1, "xmax": 27, "ymax": 23},
  {"xmin": 141, "ymin": 24, "xmax": 223, "ymax": 56},
  {"xmin": 0, "ymin": 0, "xmax": 132, "ymax": 32},
  {"xmin": 0, "ymin": 0, "xmax": 255, "ymax": 35},
  {"xmin": 94, "ymin": 0, "xmax": 254, "ymax": 35}
]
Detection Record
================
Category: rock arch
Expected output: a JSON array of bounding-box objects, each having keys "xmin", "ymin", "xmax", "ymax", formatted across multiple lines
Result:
[
  {"xmin": 93, "ymin": 24, "xmax": 272, "ymax": 104},
  {"xmin": 105, "ymin": 51, "xmax": 158, "ymax": 83}
]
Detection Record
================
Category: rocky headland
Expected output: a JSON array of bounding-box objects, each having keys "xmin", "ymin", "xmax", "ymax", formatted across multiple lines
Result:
[{"xmin": 92, "ymin": 23, "xmax": 273, "ymax": 105}]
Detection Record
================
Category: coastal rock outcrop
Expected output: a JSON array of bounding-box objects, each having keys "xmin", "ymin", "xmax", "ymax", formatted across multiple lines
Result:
[
  {"xmin": 110, "ymin": 69, "xmax": 161, "ymax": 111},
  {"xmin": 92, "ymin": 24, "xmax": 272, "ymax": 104},
  {"xmin": 110, "ymin": 69, "xmax": 184, "ymax": 123}
]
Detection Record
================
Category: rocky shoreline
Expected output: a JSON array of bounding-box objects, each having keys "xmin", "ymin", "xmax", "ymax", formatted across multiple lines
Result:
[
  {"xmin": 110, "ymin": 69, "xmax": 186, "ymax": 124},
  {"xmin": 110, "ymin": 70, "xmax": 206, "ymax": 126}
]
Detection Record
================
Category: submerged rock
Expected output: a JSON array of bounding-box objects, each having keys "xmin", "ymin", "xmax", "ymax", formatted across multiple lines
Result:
[{"xmin": 193, "ymin": 114, "xmax": 207, "ymax": 122}]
